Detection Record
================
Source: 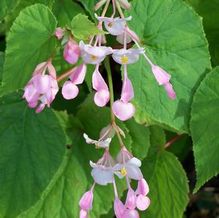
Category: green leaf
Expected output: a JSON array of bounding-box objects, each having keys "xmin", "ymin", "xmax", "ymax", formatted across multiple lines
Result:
[
  {"xmin": 127, "ymin": 0, "xmax": 211, "ymax": 133},
  {"xmin": 186, "ymin": 0, "xmax": 219, "ymax": 66},
  {"xmin": 141, "ymin": 127, "xmax": 189, "ymax": 217},
  {"xmin": 0, "ymin": 0, "xmax": 54, "ymax": 34},
  {"xmin": 52, "ymin": 0, "xmax": 84, "ymax": 26},
  {"xmin": 1, "ymin": 4, "xmax": 57, "ymax": 96},
  {"xmin": 190, "ymin": 67, "xmax": 219, "ymax": 192},
  {"xmin": 78, "ymin": 0, "xmax": 96, "ymax": 18},
  {"xmin": 0, "ymin": 93, "xmax": 66, "ymax": 218},
  {"xmin": 70, "ymin": 14, "xmax": 103, "ymax": 41},
  {"xmin": 0, "ymin": 52, "xmax": 4, "ymax": 82}
]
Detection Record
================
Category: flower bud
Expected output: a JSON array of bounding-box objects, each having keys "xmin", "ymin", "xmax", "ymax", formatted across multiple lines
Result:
[
  {"xmin": 64, "ymin": 40, "xmax": 80, "ymax": 64},
  {"xmin": 79, "ymin": 190, "xmax": 93, "ymax": 211}
]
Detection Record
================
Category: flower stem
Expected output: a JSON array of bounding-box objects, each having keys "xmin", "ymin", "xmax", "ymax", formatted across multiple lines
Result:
[{"xmin": 115, "ymin": 0, "xmax": 125, "ymax": 18}]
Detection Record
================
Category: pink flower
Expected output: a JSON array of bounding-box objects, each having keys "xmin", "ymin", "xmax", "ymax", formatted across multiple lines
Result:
[
  {"xmin": 96, "ymin": 15, "xmax": 132, "ymax": 36},
  {"xmin": 112, "ymin": 67, "xmax": 135, "ymax": 121},
  {"xmin": 79, "ymin": 41, "xmax": 112, "ymax": 64},
  {"xmin": 55, "ymin": 27, "xmax": 64, "ymax": 40},
  {"xmin": 79, "ymin": 187, "xmax": 94, "ymax": 218},
  {"xmin": 23, "ymin": 61, "xmax": 58, "ymax": 113},
  {"xmin": 62, "ymin": 64, "xmax": 87, "ymax": 100},
  {"xmin": 151, "ymin": 65, "xmax": 176, "ymax": 99},
  {"xmin": 63, "ymin": 39, "xmax": 80, "ymax": 64},
  {"xmin": 114, "ymin": 198, "xmax": 126, "ymax": 218},
  {"xmin": 112, "ymin": 48, "xmax": 144, "ymax": 65},
  {"xmin": 92, "ymin": 66, "xmax": 110, "ymax": 107}
]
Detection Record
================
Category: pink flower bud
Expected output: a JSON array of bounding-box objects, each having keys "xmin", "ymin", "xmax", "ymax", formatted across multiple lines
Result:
[
  {"xmin": 125, "ymin": 188, "xmax": 136, "ymax": 210},
  {"xmin": 151, "ymin": 65, "xmax": 171, "ymax": 85},
  {"xmin": 136, "ymin": 178, "xmax": 149, "ymax": 196},
  {"xmin": 136, "ymin": 195, "xmax": 150, "ymax": 211},
  {"xmin": 114, "ymin": 198, "xmax": 125, "ymax": 218},
  {"xmin": 80, "ymin": 209, "xmax": 88, "ymax": 218},
  {"xmin": 62, "ymin": 81, "xmax": 79, "ymax": 100},
  {"xmin": 64, "ymin": 40, "xmax": 80, "ymax": 64},
  {"xmin": 55, "ymin": 27, "xmax": 64, "ymax": 40},
  {"xmin": 164, "ymin": 83, "xmax": 176, "ymax": 99},
  {"xmin": 79, "ymin": 190, "xmax": 93, "ymax": 211}
]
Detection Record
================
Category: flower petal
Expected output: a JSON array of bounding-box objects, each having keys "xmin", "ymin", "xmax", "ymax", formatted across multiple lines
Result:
[
  {"xmin": 164, "ymin": 83, "xmax": 176, "ymax": 100},
  {"xmin": 114, "ymin": 198, "xmax": 125, "ymax": 218},
  {"xmin": 112, "ymin": 100, "xmax": 135, "ymax": 121},
  {"xmin": 127, "ymin": 157, "xmax": 142, "ymax": 167},
  {"xmin": 94, "ymin": 90, "xmax": 110, "ymax": 107},
  {"xmin": 70, "ymin": 64, "xmax": 87, "ymax": 85},
  {"xmin": 79, "ymin": 190, "xmax": 93, "ymax": 210},
  {"xmin": 62, "ymin": 81, "xmax": 79, "ymax": 100},
  {"xmin": 64, "ymin": 40, "xmax": 80, "ymax": 64},
  {"xmin": 126, "ymin": 164, "xmax": 143, "ymax": 180},
  {"xmin": 136, "ymin": 178, "xmax": 149, "ymax": 196},
  {"xmin": 136, "ymin": 195, "xmax": 150, "ymax": 211},
  {"xmin": 91, "ymin": 167, "xmax": 114, "ymax": 185},
  {"xmin": 80, "ymin": 209, "xmax": 88, "ymax": 218},
  {"xmin": 125, "ymin": 188, "xmax": 136, "ymax": 210},
  {"xmin": 151, "ymin": 65, "xmax": 171, "ymax": 85},
  {"xmin": 123, "ymin": 209, "xmax": 139, "ymax": 218},
  {"xmin": 121, "ymin": 71, "xmax": 134, "ymax": 103}
]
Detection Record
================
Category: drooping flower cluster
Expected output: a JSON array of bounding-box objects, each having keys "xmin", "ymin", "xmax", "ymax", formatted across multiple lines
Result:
[{"xmin": 80, "ymin": 126, "xmax": 150, "ymax": 218}]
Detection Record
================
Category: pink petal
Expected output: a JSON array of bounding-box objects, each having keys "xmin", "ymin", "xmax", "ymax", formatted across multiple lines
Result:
[
  {"xmin": 136, "ymin": 195, "xmax": 150, "ymax": 211},
  {"xmin": 123, "ymin": 209, "xmax": 139, "ymax": 218},
  {"xmin": 136, "ymin": 178, "xmax": 149, "ymax": 196},
  {"xmin": 112, "ymin": 100, "xmax": 135, "ymax": 121},
  {"xmin": 32, "ymin": 74, "xmax": 50, "ymax": 94},
  {"xmin": 114, "ymin": 198, "xmax": 125, "ymax": 218},
  {"xmin": 80, "ymin": 209, "xmax": 88, "ymax": 218},
  {"xmin": 92, "ymin": 68, "xmax": 108, "ymax": 91},
  {"xmin": 94, "ymin": 89, "xmax": 110, "ymax": 107},
  {"xmin": 164, "ymin": 83, "xmax": 176, "ymax": 100},
  {"xmin": 47, "ymin": 61, "xmax": 57, "ymax": 78},
  {"xmin": 121, "ymin": 72, "xmax": 134, "ymax": 103},
  {"xmin": 62, "ymin": 81, "xmax": 79, "ymax": 100},
  {"xmin": 23, "ymin": 83, "xmax": 39, "ymax": 103},
  {"xmin": 64, "ymin": 40, "xmax": 80, "ymax": 64},
  {"xmin": 33, "ymin": 62, "xmax": 47, "ymax": 75},
  {"xmin": 151, "ymin": 65, "xmax": 171, "ymax": 85},
  {"xmin": 125, "ymin": 188, "xmax": 136, "ymax": 210},
  {"xmin": 69, "ymin": 64, "xmax": 87, "ymax": 85},
  {"xmin": 35, "ymin": 103, "xmax": 46, "ymax": 113},
  {"xmin": 79, "ymin": 190, "xmax": 93, "ymax": 210}
]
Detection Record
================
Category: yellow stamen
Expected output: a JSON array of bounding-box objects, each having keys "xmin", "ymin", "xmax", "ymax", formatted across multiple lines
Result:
[
  {"xmin": 121, "ymin": 55, "xmax": 129, "ymax": 64},
  {"xmin": 121, "ymin": 167, "xmax": 127, "ymax": 176},
  {"xmin": 91, "ymin": 55, "xmax": 97, "ymax": 61}
]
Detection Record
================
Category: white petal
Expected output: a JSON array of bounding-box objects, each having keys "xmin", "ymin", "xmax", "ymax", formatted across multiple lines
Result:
[
  {"xmin": 91, "ymin": 168, "xmax": 114, "ymax": 185},
  {"xmin": 126, "ymin": 164, "xmax": 143, "ymax": 180},
  {"xmin": 127, "ymin": 157, "xmax": 142, "ymax": 167},
  {"xmin": 83, "ymin": 133, "xmax": 98, "ymax": 145}
]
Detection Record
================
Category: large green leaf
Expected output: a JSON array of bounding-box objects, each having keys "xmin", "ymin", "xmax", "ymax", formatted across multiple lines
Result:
[
  {"xmin": 52, "ymin": 0, "xmax": 84, "ymax": 26},
  {"xmin": 79, "ymin": 0, "xmax": 96, "ymax": 18},
  {"xmin": 0, "ymin": 93, "xmax": 66, "ymax": 218},
  {"xmin": 141, "ymin": 127, "xmax": 189, "ymax": 217},
  {"xmin": 190, "ymin": 67, "xmax": 219, "ymax": 192},
  {"xmin": 126, "ymin": 0, "xmax": 211, "ymax": 133},
  {"xmin": 0, "ymin": 0, "xmax": 54, "ymax": 34},
  {"xmin": 186, "ymin": 0, "xmax": 219, "ymax": 66},
  {"xmin": 1, "ymin": 4, "xmax": 57, "ymax": 95},
  {"xmin": 0, "ymin": 52, "xmax": 4, "ymax": 82}
]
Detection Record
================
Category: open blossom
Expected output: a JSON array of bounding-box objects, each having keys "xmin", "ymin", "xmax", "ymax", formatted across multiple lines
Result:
[
  {"xmin": 23, "ymin": 61, "xmax": 58, "ymax": 113},
  {"xmin": 151, "ymin": 65, "xmax": 176, "ymax": 99},
  {"xmin": 79, "ymin": 41, "xmax": 112, "ymax": 65},
  {"xmin": 63, "ymin": 39, "xmax": 80, "ymax": 64},
  {"xmin": 96, "ymin": 15, "xmax": 132, "ymax": 36},
  {"xmin": 112, "ymin": 48, "xmax": 144, "ymax": 65},
  {"xmin": 92, "ymin": 65, "xmax": 110, "ymax": 107},
  {"xmin": 62, "ymin": 64, "xmax": 87, "ymax": 100},
  {"xmin": 113, "ymin": 66, "xmax": 135, "ymax": 121}
]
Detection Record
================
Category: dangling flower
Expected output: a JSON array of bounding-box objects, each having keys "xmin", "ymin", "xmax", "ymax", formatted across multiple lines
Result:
[
  {"xmin": 63, "ymin": 39, "xmax": 80, "ymax": 64},
  {"xmin": 96, "ymin": 15, "xmax": 132, "ymax": 36},
  {"xmin": 118, "ymin": 0, "xmax": 131, "ymax": 10},
  {"xmin": 112, "ymin": 48, "xmax": 144, "ymax": 65},
  {"xmin": 113, "ymin": 66, "xmax": 135, "ymax": 121},
  {"xmin": 90, "ymin": 150, "xmax": 115, "ymax": 185},
  {"xmin": 23, "ymin": 60, "xmax": 58, "ymax": 113},
  {"xmin": 79, "ymin": 41, "xmax": 112, "ymax": 65},
  {"xmin": 79, "ymin": 186, "xmax": 94, "ymax": 218},
  {"xmin": 151, "ymin": 65, "xmax": 176, "ymax": 99},
  {"xmin": 62, "ymin": 64, "xmax": 87, "ymax": 100},
  {"xmin": 83, "ymin": 124, "xmax": 115, "ymax": 149},
  {"xmin": 92, "ymin": 65, "xmax": 110, "ymax": 107}
]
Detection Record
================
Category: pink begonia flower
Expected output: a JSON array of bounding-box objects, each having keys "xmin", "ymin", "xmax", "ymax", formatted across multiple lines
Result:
[
  {"xmin": 55, "ymin": 27, "xmax": 64, "ymax": 40},
  {"xmin": 63, "ymin": 39, "xmax": 80, "ymax": 64},
  {"xmin": 125, "ymin": 188, "xmax": 136, "ymax": 210},
  {"xmin": 96, "ymin": 15, "xmax": 132, "ymax": 36},
  {"xmin": 83, "ymin": 124, "xmax": 115, "ymax": 149},
  {"xmin": 114, "ymin": 198, "xmax": 126, "ymax": 218},
  {"xmin": 123, "ymin": 209, "xmax": 139, "ymax": 218},
  {"xmin": 112, "ymin": 48, "xmax": 144, "ymax": 65},
  {"xmin": 23, "ymin": 61, "xmax": 58, "ymax": 113},
  {"xmin": 136, "ymin": 195, "xmax": 150, "ymax": 211},
  {"xmin": 90, "ymin": 150, "xmax": 115, "ymax": 185},
  {"xmin": 79, "ymin": 41, "xmax": 112, "ymax": 65},
  {"xmin": 112, "ymin": 67, "xmax": 135, "ymax": 121},
  {"xmin": 136, "ymin": 178, "xmax": 149, "ymax": 196},
  {"xmin": 151, "ymin": 65, "xmax": 176, "ymax": 99},
  {"xmin": 62, "ymin": 64, "xmax": 87, "ymax": 100},
  {"xmin": 118, "ymin": 0, "xmax": 131, "ymax": 9},
  {"xmin": 92, "ymin": 66, "xmax": 110, "ymax": 107},
  {"xmin": 79, "ymin": 186, "xmax": 94, "ymax": 218}
]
